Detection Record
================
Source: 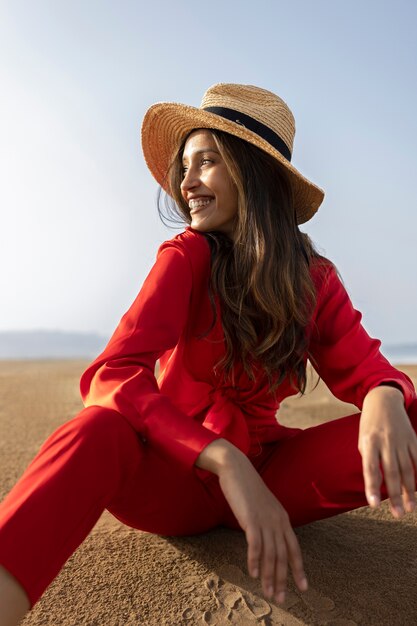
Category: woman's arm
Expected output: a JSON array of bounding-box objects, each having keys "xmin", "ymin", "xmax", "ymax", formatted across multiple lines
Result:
[
  {"xmin": 80, "ymin": 237, "xmax": 221, "ymax": 470},
  {"xmin": 309, "ymin": 264, "xmax": 416, "ymax": 410},
  {"xmin": 359, "ymin": 384, "xmax": 417, "ymax": 517},
  {"xmin": 196, "ymin": 439, "xmax": 308, "ymax": 605},
  {"xmin": 310, "ymin": 264, "xmax": 417, "ymax": 518}
]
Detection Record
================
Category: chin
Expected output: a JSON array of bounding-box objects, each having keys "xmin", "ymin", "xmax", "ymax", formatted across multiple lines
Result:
[{"xmin": 190, "ymin": 221, "xmax": 209, "ymax": 232}]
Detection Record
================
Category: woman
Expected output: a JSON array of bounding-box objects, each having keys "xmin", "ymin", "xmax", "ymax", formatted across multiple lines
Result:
[{"xmin": 0, "ymin": 83, "xmax": 416, "ymax": 624}]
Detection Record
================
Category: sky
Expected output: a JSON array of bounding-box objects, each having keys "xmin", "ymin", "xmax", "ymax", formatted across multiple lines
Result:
[{"xmin": 0, "ymin": 0, "xmax": 416, "ymax": 350}]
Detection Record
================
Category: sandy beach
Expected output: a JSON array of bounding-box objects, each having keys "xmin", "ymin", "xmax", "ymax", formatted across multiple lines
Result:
[{"xmin": 0, "ymin": 359, "xmax": 416, "ymax": 625}]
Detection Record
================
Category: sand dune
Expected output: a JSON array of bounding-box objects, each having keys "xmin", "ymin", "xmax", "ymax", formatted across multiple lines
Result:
[{"xmin": 0, "ymin": 360, "xmax": 416, "ymax": 625}]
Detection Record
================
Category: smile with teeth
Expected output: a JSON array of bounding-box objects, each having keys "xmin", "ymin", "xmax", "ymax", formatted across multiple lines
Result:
[{"xmin": 189, "ymin": 198, "xmax": 213, "ymax": 211}]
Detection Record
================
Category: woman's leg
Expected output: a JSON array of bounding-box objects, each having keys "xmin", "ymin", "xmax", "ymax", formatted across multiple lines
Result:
[
  {"xmin": 0, "ymin": 405, "xmax": 226, "ymax": 616},
  {"xmin": 0, "ymin": 565, "xmax": 30, "ymax": 626},
  {"xmin": 223, "ymin": 399, "xmax": 417, "ymax": 529},
  {"xmin": 0, "ymin": 405, "xmax": 141, "ymax": 615}
]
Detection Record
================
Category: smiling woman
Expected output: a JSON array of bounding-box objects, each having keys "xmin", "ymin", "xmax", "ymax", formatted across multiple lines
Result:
[
  {"xmin": 0, "ymin": 82, "xmax": 416, "ymax": 624},
  {"xmin": 180, "ymin": 130, "xmax": 238, "ymax": 238}
]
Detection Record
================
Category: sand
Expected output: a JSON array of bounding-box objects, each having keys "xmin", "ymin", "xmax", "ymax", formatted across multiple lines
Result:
[{"xmin": 0, "ymin": 359, "xmax": 416, "ymax": 626}]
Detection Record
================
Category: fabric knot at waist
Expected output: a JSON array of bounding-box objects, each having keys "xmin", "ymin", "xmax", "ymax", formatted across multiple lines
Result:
[
  {"xmin": 184, "ymin": 373, "xmax": 282, "ymax": 458},
  {"xmin": 164, "ymin": 364, "xmax": 286, "ymax": 458},
  {"xmin": 202, "ymin": 385, "xmax": 252, "ymax": 455}
]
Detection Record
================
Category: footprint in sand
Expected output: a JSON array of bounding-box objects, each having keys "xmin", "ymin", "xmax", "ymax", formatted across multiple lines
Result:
[
  {"xmin": 200, "ymin": 566, "xmax": 359, "ymax": 626},
  {"xmin": 199, "ymin": 571, "xmax": 302, "ymax": 625},
  {"xmin": 182, "ymin": 607, "xmax": 194, "ymax": 621},
  {"xmin": 301, "ymin": 587, "xmax": 359, "ymax": 625}
]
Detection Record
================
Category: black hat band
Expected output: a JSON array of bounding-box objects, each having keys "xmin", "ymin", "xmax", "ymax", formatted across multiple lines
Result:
[{"xmin": 203, "ymin": 106, "xmax": 292, "ymax": 162}]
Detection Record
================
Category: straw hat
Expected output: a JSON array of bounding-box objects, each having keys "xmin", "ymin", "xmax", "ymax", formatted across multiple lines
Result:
[{"xmin": 141, "ymin": 83, "xmax": 324, "ymax": 224}]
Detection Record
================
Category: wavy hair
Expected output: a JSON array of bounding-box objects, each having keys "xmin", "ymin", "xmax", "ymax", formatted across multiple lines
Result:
[{"xmin": 159, "ymin": 129, "xmax": 331, "ymax": 396}]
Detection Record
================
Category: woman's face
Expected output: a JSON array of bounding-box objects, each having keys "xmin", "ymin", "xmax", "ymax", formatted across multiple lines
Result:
[{"xmin": 180, "ymin": 129, "xmax": 238, "ymax": 238}]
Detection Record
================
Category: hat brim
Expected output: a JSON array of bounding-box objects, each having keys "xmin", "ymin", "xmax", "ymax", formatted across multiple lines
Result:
[{"xmin": 141, "ymin": 102, "xmax": 324, "ymax": 224}]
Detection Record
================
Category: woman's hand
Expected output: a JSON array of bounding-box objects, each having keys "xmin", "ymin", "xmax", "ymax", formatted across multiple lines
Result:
[
  {"xmin": 195, "ymin": 439, "xmax": 307, "ymax": 604},
  {"xmin": 359, "ymin": 385, "xmax": 417, "ymax": 518}
]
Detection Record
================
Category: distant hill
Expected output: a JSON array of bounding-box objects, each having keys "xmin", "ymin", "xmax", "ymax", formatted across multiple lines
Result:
[
  {"xmin": 0, "ymin": 330, "xmax": 416, "ymax": 363},
  {"xmin": 0, "ymin": 330, "xmax": 108, "ymax": 359},
  {"xmin": 383, "ymin": 343, "xmax": 417, "ymax": 365}
]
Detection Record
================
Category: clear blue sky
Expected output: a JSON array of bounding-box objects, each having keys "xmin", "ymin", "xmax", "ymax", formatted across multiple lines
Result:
[{"xmin": 1, "ymin": 0, "xmax": 416, "ymax": 348}]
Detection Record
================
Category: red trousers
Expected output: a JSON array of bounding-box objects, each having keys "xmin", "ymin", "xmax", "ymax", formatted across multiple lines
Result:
[{"xmin": 0, "ymin": 400, "xmax": 417, "ymax": 608}]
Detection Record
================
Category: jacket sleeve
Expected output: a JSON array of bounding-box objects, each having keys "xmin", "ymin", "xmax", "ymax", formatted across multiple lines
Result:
[
  {"xmin": 308, "ymin": 264, "xmax": 416, "ymax": 410},
  {"xmin": 79, "ymin": 239, "xmax": 220, "ymax": 470}
]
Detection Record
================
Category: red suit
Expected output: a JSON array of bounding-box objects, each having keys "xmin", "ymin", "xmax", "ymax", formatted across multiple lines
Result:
[{"xmin": 0, "ymin": 227, "xmax": 416, "ymax": 607}]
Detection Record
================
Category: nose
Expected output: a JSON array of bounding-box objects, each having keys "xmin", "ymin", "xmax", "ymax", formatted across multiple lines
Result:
[{"xmin": 180, "ymin": 165, "xmax": 200, "ymax": 196}]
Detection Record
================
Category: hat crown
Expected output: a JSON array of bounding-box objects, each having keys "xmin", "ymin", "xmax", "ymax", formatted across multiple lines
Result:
[{"xmin": 200, "ymin": 83, "xmax": 295, "ymax": 155}]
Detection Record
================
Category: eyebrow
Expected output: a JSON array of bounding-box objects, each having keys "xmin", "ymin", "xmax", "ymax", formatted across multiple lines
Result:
[{"xmin": 182, "ymin": 148, "xmax": 220, "ymax": 162}]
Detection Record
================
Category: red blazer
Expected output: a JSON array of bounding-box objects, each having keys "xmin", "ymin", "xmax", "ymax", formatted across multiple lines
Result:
[{"xmin": 80, "ymin": 227, "xmax": 416, "ymax": 476}]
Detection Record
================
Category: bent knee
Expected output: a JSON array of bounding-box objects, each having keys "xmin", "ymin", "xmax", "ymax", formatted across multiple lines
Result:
[
  {"xmin": 52, "ymin": 405, "xmax": 141, "ymax": 463},
  {"xmin": 71, "ymin": 405, "xmax": 136, "ymax": 440}
]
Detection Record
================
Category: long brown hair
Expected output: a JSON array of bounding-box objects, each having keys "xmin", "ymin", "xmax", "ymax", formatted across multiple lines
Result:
[{"xmin": 161, "ymin": 129, "xmax": 331, "ymax": 395}]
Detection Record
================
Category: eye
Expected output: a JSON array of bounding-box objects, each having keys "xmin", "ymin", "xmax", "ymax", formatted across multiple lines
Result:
[{"xmin": 201, "ymin": 158, "xmax": 213, "ymax": 166}]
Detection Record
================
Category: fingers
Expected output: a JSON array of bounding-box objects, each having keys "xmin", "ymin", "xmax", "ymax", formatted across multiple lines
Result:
[
  {"xmin": 402, "ymin": 485, "xmax": 416, "ymax": 514},
  {"xmin": 380, "ymin": 440, "xmax": 417, "ymax": 517},
  {"xmin": 273, "ymin": 534, "xmax": 287, "ymax": 603},
  {"xmin": 246, "ymin": 525, "xmax": 263, "ymax": 581},
  {"xmin": 285, "ymin": 526, "xmax": 308, "ymax": 592},
  {"xmin": 361, "ymin": 440, "xmax": 383, "ymax": 508},
  {"xmin": 261, "ymin": 530, "xmax": 283, "ymax": 600},
  {"xmin": 359, "ymin": 398, "xmax": 417, "ymax": 520},
  {"xmin": 380, "ymin": 448, "xmax": 404, "ymax": 517},
  {"xmin": 246, "ymin": 522, "xmax": 307, "ymax": 605},
  {"xmin": 403, "ymin": 440, "xmax": 417, "ymax": 513},
  {"xmin": 362, "ymin": 435, "xmax": 417, "ymax": 518},
  {"xmin": 393, "ymin": 449, "xmax": 416, "ymax": 515}
]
